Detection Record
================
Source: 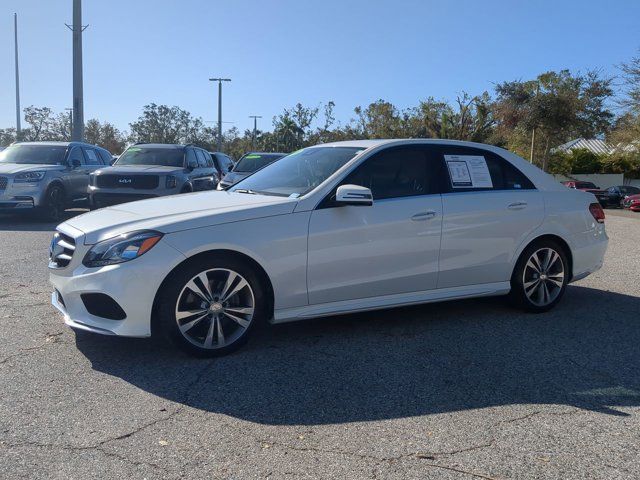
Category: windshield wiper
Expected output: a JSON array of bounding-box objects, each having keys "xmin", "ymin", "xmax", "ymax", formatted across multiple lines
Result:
[{"xmin": 233, "ymin": 188, "xmax": 288, "ymax": 197}]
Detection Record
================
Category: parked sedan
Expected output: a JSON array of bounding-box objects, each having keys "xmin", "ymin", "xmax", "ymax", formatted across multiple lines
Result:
[
  {"xmin": 49, "ymin": 139, "xmax": 608, "ymax": 357},
  {"xmin": 0, "ymin": 141, "xmax": 113, "ymax": 220},
  {"xmin": 561, "ymin": 181, "xmax": 608, "ymax": 206},
  {"xmin": 217, "ymin": 152, "xmax": 286, "ymax": 189},
  {"xmin": 89, "ymin": 143, "xmax": 218, "ymax": 209},
  {"xmin": 622, "ymin": 194, "xmax": 640, "ymax": 211},
  {"xmin": 603, "ymin": 185, "xmax": 640, "ymax": 208}
]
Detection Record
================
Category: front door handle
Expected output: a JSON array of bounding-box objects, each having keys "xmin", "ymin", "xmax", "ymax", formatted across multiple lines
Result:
[
  {"xmin": 507, "ymin": 201, "xmax": 528, "ymax": 210},
  {"xmin": 411, "ymin": 211, "xmax": 437, "ymax": 221}
]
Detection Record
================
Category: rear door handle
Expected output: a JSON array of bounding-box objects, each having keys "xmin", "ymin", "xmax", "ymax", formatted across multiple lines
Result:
[
  {"xmin": 507, "ymin": 201, "xmax": 528, "ymax": 210},
  {"xmin": 411, "ymin": 211, "xmax": 437, "ymax": 221}
]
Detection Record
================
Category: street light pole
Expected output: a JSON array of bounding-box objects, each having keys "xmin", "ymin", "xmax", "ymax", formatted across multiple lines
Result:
[
  {"xmin": 66, "ymin": 0, "xmax": 88, "ymax": 142},
  {"xmin": 249, "ymin": 115, "xmax": 262, "ymax": 150},
  {"xmin": 209, "ymin": 78, "xmax": 231, "ymax": 152},
  {"xmin": 14, "ymin": 13, "xmax": 21, "ymax": 139}
]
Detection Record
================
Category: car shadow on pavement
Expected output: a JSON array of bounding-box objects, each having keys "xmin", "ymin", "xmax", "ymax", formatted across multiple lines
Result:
[{"xmin": 75, "ymin": 285, "xmax": 640, "ymax": 425}]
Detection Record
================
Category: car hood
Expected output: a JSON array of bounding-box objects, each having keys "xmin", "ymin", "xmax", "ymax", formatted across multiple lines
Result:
[
  {"xmin": 625, "ymin": 194, "xmax": 640, "ymax": 201},
  {"xmin": 0, "ymin": 163, "xmax": 63, "ymax": 175},
  {"xmin": 221, "ymin": 171, "xmax": 250, "ymax": 185},
  {"xmin": 96, "ymin": 165, "xmax": 185, "ymax": 175},
  {"xmin": 62, "ymin": 190, "xmax": 297, "ymax": 245}
]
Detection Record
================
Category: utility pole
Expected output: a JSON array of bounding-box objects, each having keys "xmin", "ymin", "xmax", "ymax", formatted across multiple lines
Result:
[
  {"xmin": 529, "ymin": 81, "xmax": 540, "ymax": 164},
  {"xmin": 209, "ymin": 78, "xmax": 231, "ymax": 152},
  {"xmin": 66, "ymin": 0, "xmax": 88, "ymax": 141},
  {"xmin": 249, "ymin": 115, "xmax": 262, "ymax": 150},
  {"xmin": 65, "ymin": 108, "xmax": 73, "ymax": 140},
  {"xmin": 14, "ymin": 13, "xmax": 21, "ymax": 139}
]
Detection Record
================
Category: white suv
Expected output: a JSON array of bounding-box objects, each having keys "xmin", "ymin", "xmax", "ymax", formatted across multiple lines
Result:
[{"xmin": 49, "ymin": 140, "xmax": 608, "ymax": 357}]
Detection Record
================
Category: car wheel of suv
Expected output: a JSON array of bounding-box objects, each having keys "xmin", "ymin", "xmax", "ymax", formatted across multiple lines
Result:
[
  {"xmin": 509, "ymin": 239, "xmax": 568, "ymax": 313},
  {"xmin": 39, "ymin": 184, "xmax": 66, "ymax": 222},
  {"xmin": 157, "ymin": 255, "xmax": 266, "ymax": 357}
]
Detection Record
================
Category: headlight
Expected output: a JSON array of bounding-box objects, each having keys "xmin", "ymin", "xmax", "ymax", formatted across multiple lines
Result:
[
  {"xmin": 166, "ymin": 175, "xmax": 177, "ymax": 188},
  {"xmin": 14, "ymin": 171, "xmax": 46, "ymax": 183},
  {"xmin": 82, "ymin": 230, "xmax": 163, "ymax": 267}
]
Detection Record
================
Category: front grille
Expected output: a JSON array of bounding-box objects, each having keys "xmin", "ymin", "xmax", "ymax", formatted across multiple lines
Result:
[
  {"xmin": 0, "ymin": 177, "xmax": 7, "ymax": 190},
  {"xmin": 49, "ymin": 231, "xmax": 76, "ymax": 268},
  {"xmin": 96, "ymin": 174, "xmax": 159, "ymax": 190},
  {"xmin": 92, "ymin": 193, "xmax": 156, "ymax": 207}
]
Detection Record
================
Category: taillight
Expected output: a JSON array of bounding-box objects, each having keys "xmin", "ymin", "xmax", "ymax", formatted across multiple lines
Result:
[{"xmin": 589, "ymin": 203, "xmax": 605, "ymax": 224}]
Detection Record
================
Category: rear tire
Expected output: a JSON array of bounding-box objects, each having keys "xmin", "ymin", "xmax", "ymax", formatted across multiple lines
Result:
[
  {"xmin": 156, "ymin": 255, "xmax": 267, "ymax": 357},
  {"xmin": 509, "ymin": 239, "xmax": 569, "ymax": 313}
]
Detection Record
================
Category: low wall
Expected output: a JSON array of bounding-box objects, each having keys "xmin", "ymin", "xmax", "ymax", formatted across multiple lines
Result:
[{"xmin": 553, "ymin": 174, "xmax": 624, "ymax": 189}]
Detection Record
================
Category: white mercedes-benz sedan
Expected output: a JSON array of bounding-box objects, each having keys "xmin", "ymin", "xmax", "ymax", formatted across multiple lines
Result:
[{"xmin": 49, "ymin": 139, "xmax": 608, "ymax": 356}]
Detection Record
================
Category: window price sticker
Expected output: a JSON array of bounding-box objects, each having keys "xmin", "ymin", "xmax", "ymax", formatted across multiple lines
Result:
[{"xmin": 445, "ymin": 155, "xmax": 493, "ymax": 189}]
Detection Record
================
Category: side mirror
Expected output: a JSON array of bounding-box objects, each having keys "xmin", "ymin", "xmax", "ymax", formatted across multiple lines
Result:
[
  {"xmin": 187, "ymin": 160, "xmax": 198, "ymax": 170},
  {"xmin": 336, "ymin": 184, "xmax": 373, "ymax": 206},
  {"xmin": 71, "ymin": 159, "xmax": 81, "ymax": 168}
]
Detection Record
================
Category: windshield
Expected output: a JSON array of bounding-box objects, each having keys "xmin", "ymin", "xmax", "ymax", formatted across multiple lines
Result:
[
  {"xmin": 0, "ymin": 145, "xmax": 67, "ymax": 165},
  {"xmin": 116, "ymin": 147, "xmax": 184, "ymax": 167},
  {"xmin": 234, "ymin": 153, "xmax": 285, "ymax": 173},
  {"xmin": 230, "ymin": 147, "xmax": 364, "ymax": 197}
]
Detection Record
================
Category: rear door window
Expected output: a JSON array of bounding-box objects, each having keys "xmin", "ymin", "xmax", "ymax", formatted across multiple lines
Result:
[
  {"xmin": 438, "ymin": 146, "xmax": 534, "ymax": 191},
  {"xmin": 83, "ymin": 148, "xmax": 101, "ymax": 165}
]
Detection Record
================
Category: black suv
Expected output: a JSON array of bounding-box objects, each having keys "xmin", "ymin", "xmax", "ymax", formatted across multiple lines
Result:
[{"xmin": 89, "ymin": 143, "xmax": 218, "ymax": 209}]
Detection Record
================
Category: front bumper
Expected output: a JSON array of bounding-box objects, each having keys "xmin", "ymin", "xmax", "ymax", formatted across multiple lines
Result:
[
  {"xmin": 0, "ymin": 180, "xmax": 46, "ymax": 209},
  {"xmin": 89, "ymin": 186, "xmax": 163, "ymax": 208},
  {"xmin": 49, "ymin": 234, "xmax": 186, "ymax": 337}
]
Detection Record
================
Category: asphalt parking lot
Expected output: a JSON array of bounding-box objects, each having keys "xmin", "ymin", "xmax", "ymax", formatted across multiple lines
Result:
[{"xmin": 0, "ymin": 210, "xmax": 639, "ymax": 480}]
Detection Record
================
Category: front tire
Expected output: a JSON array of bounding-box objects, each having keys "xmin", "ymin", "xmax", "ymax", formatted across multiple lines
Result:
[
  {"xmin": 38, "ymin": 184, "xmax": 66, "ymax": 222},
  {"xmin": 509, "ymin": 240, "xmax": 569, "ymax": 312},
  {"xmin": 156, "ymin": 255, "xmax": 266, "ymax": 357}
]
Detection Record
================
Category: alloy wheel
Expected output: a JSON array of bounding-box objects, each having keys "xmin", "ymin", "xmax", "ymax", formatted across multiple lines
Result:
[
  {"xmin": 522, "ymin": 247, "xmax": 565, "ymax": 307},
  {"xmin": 175, "ymin": 268, "xmax": 255, "ymax": 349}
]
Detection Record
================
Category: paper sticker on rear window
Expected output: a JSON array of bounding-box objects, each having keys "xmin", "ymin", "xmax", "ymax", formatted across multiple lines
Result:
[{"xmin": 445, "ymin": 155, "xmax": 493, "ymax": 189}]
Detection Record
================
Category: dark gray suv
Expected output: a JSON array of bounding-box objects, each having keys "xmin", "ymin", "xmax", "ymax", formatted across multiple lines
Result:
[
  {"xmin": 89, "ymin": 143, "xmax": 218, "ymax": 209},
  {"xmin": 0, "ymin": 141, "xmax": 113, "ymax": 220}
]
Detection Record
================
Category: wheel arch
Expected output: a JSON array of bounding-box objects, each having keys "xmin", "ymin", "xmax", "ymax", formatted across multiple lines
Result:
[
  {"xmin": 150, "ymin": 248, "xmax": 275, "ymax": 336},
  {"xmin": 180, "ymin": 181, "xmax": 194, "ymax": 193},
  {"xmin": 515, "ymin": 234, "xmax": 574, "ymax": 281}
]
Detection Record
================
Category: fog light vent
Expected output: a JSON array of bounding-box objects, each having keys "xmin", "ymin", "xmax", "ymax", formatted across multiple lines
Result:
[{"xmin": 81, "ymin": 293, "xmax": 126, "ymax": 320}]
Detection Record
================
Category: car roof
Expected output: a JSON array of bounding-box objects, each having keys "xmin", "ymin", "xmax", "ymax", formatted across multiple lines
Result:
[
  {"xmin": 130, "ymin": 143, "xmax": 186, "ymax": 149},
  {"xmin": 12, "ymin": 141, "xmax": 93, "ymax": 147},
  {"xmin": 311, "ymin": 138, "xmax": 565, "ymax": 192},
  {"xmin": 242, "ymin": 152, "xmax": 286, "ymax": 156}
]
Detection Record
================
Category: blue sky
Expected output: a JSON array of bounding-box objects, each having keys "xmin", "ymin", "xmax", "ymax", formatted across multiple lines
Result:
[{"xmin": 1, "ymin": 0, "xmax": 639, "ymax": 134}]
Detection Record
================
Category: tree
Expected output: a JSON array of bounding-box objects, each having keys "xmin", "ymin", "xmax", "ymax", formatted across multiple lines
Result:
[
  {"xmin": 0, "ymin": 128, "xmax": 16, "ymax": 147},
  {"xmin": 129, "ymin": 104, "xmax": 212, "ymax": 147},
  {"xmin": 21, "ymin": 106, "xmax": 56, "ymax": 141},
  {"xmin": 492, "ymin": 70, "xmax": 614, "ymax": 171},
  {"xmin": 610, "ymin": 51, "xmax": 640, "ymax": 148},
  {"xmin": 85, "ymin": 119, "xmax": 127, "ymax": 154}
]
